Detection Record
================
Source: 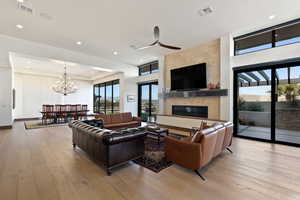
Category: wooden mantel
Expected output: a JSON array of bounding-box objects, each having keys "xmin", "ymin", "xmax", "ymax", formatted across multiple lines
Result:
[{"xmin": 160, "ymin": 89, "xmax": 228, "ymax": 99}]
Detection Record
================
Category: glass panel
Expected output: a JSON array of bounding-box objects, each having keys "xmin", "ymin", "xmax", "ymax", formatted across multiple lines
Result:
[
  {"xmin": 275, "ymin": 22, "xmax": 300, "ymax": 47},
  {"xmin": 235, "ymin": 31, "xmax": 272, "ymax": 55},
  {"xmin": 140, "ymin": 84, "xmax": 150, "ymax": 121},
  {"xmin": 94, "ymin": 97, "xmax": 100, "ymax": 113},
  {"xmin": 99, "ymin": 84, "xmax": 105, "ymax": 113},
  {"xmin": 113, "ymin": 82, "xmax": 120, "ymax": 113},
  {"xmin": 275, "ymin": 66, "xmax": 300, "ymax": 144},
  {"xmin": 94, "ymin": 85, "xmax": 99, "ymax": 96},
  {"xmin": 290, "ymin": 66, "xmax": 300, "ymax": 84},
  {"xmin": 151, "ymin": 83, "xmax": 159, "ymax": 121},
  {"xmin": 151, "ymin": 62, "xmax": 159, "ymax": 73},
  {"xmin": 139, "ymin": 65, "xmax": 151, "ymax": 76},
  {"xmin": 106, "ymin": 82, "xmax": 113, "ymax": 112},
  {"xmin": 237, "ymin": 70, "xmax": 272, "ymax": 140}
]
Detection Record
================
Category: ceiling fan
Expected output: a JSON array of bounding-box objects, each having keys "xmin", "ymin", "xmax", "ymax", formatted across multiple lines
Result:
[{"xmin": 131, "ymin": 26, "xmax": 181, "ymax": 50}]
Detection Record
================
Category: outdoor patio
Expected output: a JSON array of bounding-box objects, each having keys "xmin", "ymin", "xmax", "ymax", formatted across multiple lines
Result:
[{"xmin": 238, "ymin": 125, "xmax": 300, "ymax": 144}]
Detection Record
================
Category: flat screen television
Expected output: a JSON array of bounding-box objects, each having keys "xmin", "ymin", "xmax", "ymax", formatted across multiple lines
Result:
[{"xmin": 171, "ymin": 63, "xmax": 207, "ymax": 91}]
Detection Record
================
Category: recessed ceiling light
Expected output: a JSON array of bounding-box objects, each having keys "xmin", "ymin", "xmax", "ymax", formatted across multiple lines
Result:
[
  {"xmin": 17, "ymin": 0, "xmax": 24, "ymax": 3},
  {"xmin": 16, "ymin": 24, "xmax": 24, "ymax": 29},
  {"xmin": 113, "ymin": 51, "xmax": 118, "ymax": 55},
  {"xmin": 269, "ymin": 15, "xmax": 276, "ymax": 20},
  {"xmin": 76, "ymin": 41, "xmax": 82, "ymax": 45},
  {"xmin": 93, "ymin": 67, "xmax": 113, "ymax": 72}
]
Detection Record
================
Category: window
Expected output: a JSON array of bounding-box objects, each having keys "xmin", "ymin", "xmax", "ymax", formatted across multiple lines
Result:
[
  {"xmin": 138, "ymin": 61, "xmax": 159, "ymax": 76},
  {"xmin": 235, "ymin": 32, "xmax": 272, "ymax": 55},
  {"xmin": 234, "ymin": 19, "xmax": 300, "ymax": 55},
  {"xmin": 275, "ymin": 22, "xmax": 300, "ymax": 47},
  {"xmin": 93, "ymin": 79, "xmax": 120, "ymax": 114}
]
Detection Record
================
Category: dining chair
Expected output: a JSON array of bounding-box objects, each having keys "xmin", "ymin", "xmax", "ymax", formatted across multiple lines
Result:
[
  {"xmin": 79, "ymin": 104, "xmax": 88, "ymax": 120},
  {"xmin": 43, "ymin": 105, "xmax": 55, "ymax": 125}
]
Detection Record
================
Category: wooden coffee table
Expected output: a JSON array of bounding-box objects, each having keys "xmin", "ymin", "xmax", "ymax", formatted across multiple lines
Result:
[{"xmin": 146, "ymin": 126, "xmax": 169, "ymax": 144}]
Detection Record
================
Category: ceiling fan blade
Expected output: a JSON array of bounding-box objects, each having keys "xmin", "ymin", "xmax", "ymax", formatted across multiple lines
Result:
[
  {"xmin": 135, "ymin": 45, "xmax": 153, "ymax": 50},
  {"xmin": 132, "ymin": 40, "xmax": 158, "ymax": 50},
  {"xmin": 158, "ymin": 42, "xmax": 181, "ymax": 50},
  {"xmin": 154, "ymin": 26, "xmax": 160, "ymax": 41}
]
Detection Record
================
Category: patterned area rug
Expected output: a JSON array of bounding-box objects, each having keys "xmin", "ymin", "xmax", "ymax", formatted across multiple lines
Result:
[
  {"xmin": 24, "ymin": 121, "xmax": 67, "ymax": 130},
  {"xmin": 133, "ymin": 134, "xmax": 184, "ymax": 173}
]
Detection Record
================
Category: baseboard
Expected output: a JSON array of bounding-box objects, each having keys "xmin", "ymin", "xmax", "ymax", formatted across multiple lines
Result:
[
  {"xmin": 14, "ymin": 117, "xmax": 40, "ymax": 122},
  {"xmin": 0, "ymin": 125, "xmax": 13, "ymax": 129}
]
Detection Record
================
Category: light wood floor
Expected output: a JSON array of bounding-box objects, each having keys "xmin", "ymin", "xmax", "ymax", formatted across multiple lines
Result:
[{"xmin": 1, "ymin": 122, "xmax": 300, "ymax": 200}]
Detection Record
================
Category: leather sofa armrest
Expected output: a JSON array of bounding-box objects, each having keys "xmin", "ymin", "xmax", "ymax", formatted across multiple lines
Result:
[
  {"xmin": 103, "ymin": 131, "xmax": 147, "ymax": 145},
  {"xmin": 132, "ymin": 116, "xmax": 142, "ymax": 122},
  {"xmin": 165, "ymin": 136, "xmax": 202, "ymax": 170}
]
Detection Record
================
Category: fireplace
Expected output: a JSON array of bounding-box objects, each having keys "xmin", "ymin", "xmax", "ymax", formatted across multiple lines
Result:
[{"xmin": 172, "ymin": 105, "xmax": 208, "ymax": 118}]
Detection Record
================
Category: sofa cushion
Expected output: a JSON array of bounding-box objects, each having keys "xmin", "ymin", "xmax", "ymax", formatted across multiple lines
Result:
[
  {"xmin": 122, "ymin": 112, "xmax": 132, "ymax": 122},
  {"xmin": 111, "ymin": 114, "xmax": 122, "ymax": 124},
  {"xmin": 96, "ymin": 114, "xmax": 112, "ymax": 124}
]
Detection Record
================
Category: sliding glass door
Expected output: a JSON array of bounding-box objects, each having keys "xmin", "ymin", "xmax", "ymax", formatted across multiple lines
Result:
[
  {"xmin": 234, "ymin": 61, "xmax": 300, "ymax": 146},
  {"xmin": 275, "ymin": 66, "xmax": 300, "ymax": 144},
  {"xmin": 236, "ymin": 69, "xmax": 272, "ymax": 140},
  {"xmin": 138, "ymin": 82, "xmax": 159, "ymax": 122}
]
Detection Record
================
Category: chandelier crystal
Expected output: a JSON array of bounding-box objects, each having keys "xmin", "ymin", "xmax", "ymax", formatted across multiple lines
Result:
[{"xmin": 52, "ymin": 65, "xmax": 78, "ymax": 96}]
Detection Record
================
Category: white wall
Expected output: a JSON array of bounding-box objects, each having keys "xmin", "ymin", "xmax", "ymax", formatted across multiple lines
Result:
[
  {"xmin": 135, "ymin": 72, "xmax": 159, "ymax": 84},
  {"xmin": 0, "ymin": 67, "xmax": 13, "ymax": 126},
  {"xmin": 14, "ymin": 73, "xmax": 93, "ymax": 119},
  {"xmin": 220, "ymin": 35, "xmax": 234, "ymax": 121}
]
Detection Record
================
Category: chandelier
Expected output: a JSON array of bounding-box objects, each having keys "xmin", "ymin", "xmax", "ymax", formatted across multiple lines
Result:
[{"xmin": 52, "ymin": 64, "xmax": 78, "ymax": 96}]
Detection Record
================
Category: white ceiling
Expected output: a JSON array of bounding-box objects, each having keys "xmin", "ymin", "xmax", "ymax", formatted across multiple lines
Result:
[
  {"xmin": 1, "ymin": 0, "xmax": 300, "ymax": 66},
  {"xmin": 10, "ymin": 53, "xmax": 115, "ymax": 80}
]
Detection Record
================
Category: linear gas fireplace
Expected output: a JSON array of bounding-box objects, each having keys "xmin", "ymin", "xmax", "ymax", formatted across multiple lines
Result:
[{"xmin": 172, "ymin": 105, "xmax": 208, "ymax": 118}]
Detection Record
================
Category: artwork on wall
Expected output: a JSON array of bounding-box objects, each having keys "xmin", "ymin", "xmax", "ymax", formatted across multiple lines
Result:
[{"xmin": 127, "ymin": 95, "xmax": 136, "ymax": 102}]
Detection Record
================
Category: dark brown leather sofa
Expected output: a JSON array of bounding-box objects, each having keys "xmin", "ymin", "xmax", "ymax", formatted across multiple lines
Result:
[
  {"xmin": 69, "ymin": 120, "xmax": 147, "ymax": 175},
  {"xmin": 95, "ymin": 112, "xmax": 141, "ymax": 130},
  {"xmin": 165, "ymin": 122, "xmax": 234, "ymax": 180}
]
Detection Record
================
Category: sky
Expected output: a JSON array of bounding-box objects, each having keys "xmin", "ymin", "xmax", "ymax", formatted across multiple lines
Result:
[{"xmin": 239, "ymin": 66, "xmax": 300, "ymax": 95}]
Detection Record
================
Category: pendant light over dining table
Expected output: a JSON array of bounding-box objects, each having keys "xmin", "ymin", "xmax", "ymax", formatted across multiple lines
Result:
[{"xmin": 52, "ymin": 64, "xmax": 78, "ymax": 96}]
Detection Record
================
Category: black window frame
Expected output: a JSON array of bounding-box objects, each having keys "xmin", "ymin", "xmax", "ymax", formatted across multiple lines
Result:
[
  {"xmin": 93, "ymin": 79, "xmax": 120, "ymax": 114},
  {"xmin": 234, "ymin": 18, "xmax": 300, "ymax": 56},
  {"xmin": 233, "ymin": 57, "xmax": 300, "ymax": 148},
  {"xmin": 138, "ymin": 61, "xmax": 159, "ymax": 76}
]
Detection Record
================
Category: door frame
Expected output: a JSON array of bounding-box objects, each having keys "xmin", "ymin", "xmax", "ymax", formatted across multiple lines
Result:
[
  {"xmin": 233, "ymin": 57, "xmax": 300, "ymax": 147},
  {"xmin": 138, "ymin": 81, "xmax": 158, "ymax": 121}
]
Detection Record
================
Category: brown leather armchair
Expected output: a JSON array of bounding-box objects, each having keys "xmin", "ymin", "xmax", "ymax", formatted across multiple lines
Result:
[{"xmin": 165, "ymin": 122, "xmax": 234, "ymax": 180}]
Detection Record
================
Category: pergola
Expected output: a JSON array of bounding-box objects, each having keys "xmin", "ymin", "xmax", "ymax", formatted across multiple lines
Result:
[{"xmin": 238, "ymin": 68, "xmax": 300, "ymax": 87}]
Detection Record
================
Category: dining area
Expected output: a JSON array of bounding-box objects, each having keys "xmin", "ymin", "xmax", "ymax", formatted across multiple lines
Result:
[{"xmin": 41, "ymin": 104, "xmax": 89, "ymax": 125}]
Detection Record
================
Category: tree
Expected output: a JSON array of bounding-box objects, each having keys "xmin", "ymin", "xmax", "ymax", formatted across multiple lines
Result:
[{"xmin": 277, "ymin": 84, "xmax": 300, "ymax": 103}]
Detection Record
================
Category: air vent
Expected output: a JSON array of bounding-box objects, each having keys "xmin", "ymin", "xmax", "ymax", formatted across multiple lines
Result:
[
  {"xmin": 40, "ymin": 12, "xmax": 53, "ymax": 21},
  {"xmin": 198, "ymin": 6, "xmax": 213, "ymax": 16},
  {"xmin": 17, "ymin": 3, "xmax": 34, "ymax": 15}
]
